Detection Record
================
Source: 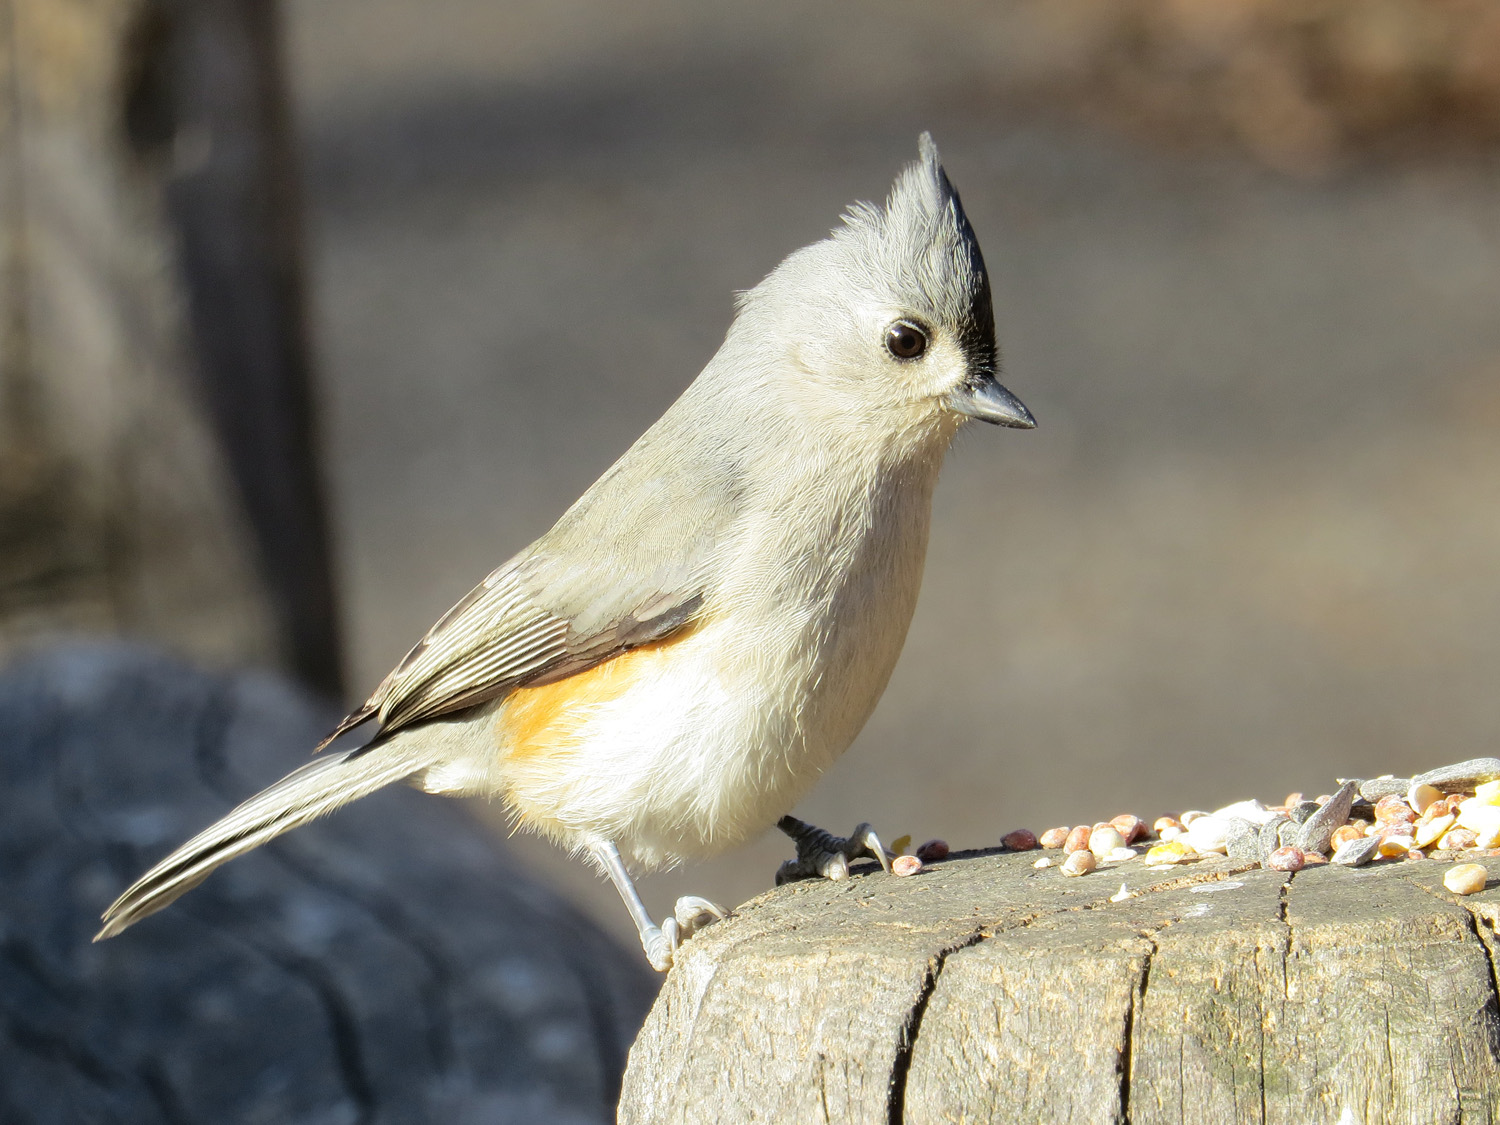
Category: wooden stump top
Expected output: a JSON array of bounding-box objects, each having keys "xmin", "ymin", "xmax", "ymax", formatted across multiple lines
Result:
[{"xmin": 620, "ymin": 848, "xmax": 1500, "ymax": 1124}]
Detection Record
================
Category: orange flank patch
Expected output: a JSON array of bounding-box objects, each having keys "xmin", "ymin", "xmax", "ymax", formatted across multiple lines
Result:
[{"xmin": 495, "ymin": 637, "xmax": 684, "ymax": 764}]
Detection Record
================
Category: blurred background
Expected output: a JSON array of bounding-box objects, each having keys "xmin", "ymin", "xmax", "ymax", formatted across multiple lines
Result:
[{"xmin": 4, "ymin": 0, "xmax": 1500, "ymax": 1050}]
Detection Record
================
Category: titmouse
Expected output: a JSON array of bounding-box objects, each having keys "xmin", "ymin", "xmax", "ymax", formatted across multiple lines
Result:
[{"xmin": 98, "ymin": 134, "xmax": 1034, "ymax": 970}]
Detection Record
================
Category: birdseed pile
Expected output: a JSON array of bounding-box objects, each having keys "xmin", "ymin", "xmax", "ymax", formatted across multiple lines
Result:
[{"xmin": 888, "ymin": 756, "xmax": 1500, "ymax": 897}]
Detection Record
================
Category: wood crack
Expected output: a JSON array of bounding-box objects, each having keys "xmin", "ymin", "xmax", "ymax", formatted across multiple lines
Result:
[
  {"xmin": 885, "ymin": 928, "xmax": 984, "ymax": 1125},
  {"xmin": 881, "ymin": 865, "xmax": 1255, "ymax": 1123},
  {"xmin": 1405, "ymin": 875, "xmax": 1500, "ymax": 1045},
  {"xmin": 1119, "ymin": 933, "xmax": 1154, "ymax": 1124}
]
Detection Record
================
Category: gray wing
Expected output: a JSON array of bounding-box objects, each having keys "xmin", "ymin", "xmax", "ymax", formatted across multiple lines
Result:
[
  {"xmin": 326, "ymin": 552, "xmax": 707, "ymax": 742},
  {"xmin": 324, "ymin": 417, "xmax": 745, "ymax": 745}
]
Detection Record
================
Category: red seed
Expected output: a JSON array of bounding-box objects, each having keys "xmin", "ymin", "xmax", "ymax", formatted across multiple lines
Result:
[
  {"xmin": 1374, "ymin": 794, "xmax": 1416, "ymax": 825},
  {"xmin": 915, "ymin": 839, "xmax": 950, "ymax": 862},
  {"xmin": 1267, "ymin": 846, "xmax": 1306, "ymax": 872},
  {"xmin": 1064, "ymin": 826, "xmax": 1092, "ymax": 854},
  {"xmin": 1328, "ymin": 825, "xmax": 1363, "ymax": 853},
  {"xmin": 1000, "ymin": 829, "xmax": 1037, "ymax": 852}
]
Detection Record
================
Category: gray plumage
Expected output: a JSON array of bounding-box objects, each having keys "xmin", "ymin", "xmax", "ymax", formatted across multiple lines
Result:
[{"xmin": 99, "ymin": 134, "xmax": 1032, "ymax": 956}]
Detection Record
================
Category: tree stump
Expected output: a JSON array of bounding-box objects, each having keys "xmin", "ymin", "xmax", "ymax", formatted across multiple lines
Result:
[{"xmin": 621, "ymin": 845, "xmax": 1500, "ymax": 1124}]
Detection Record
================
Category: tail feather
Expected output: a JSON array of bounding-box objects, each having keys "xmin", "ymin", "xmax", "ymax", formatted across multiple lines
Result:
[{"xmin": 96, "ymin": 740, "xmax": 427, "ymax": 940}]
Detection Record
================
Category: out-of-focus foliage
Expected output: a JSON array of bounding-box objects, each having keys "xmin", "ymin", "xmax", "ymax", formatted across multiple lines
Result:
[{"xmin": 1017, "ymin": 0, "xmax": 1500, "ymax": 172}]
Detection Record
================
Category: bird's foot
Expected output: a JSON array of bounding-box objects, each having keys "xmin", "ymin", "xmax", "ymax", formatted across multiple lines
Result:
[
  {"xmin": 774, "ymin": 816, "xmax": 893, "ymax": 885},
  {"xmin": 638, "ymin": 895, "xmax": 729, "ymax": 971}
]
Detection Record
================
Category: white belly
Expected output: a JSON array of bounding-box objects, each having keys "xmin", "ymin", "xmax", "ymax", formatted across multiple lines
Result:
[{"xmin": 422, "ymin": 455, "xmax": 938, "ymax": 869}]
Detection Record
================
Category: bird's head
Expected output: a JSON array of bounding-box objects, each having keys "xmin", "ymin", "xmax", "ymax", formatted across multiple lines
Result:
[{"xmin": 730, "ymin": 134, "xmax": 1034, "ymax": 448}]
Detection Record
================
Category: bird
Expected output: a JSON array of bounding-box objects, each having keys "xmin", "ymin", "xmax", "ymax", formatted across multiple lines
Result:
[{"xmin": 97, "ymin": 134, "xmax": 1034, "ymax": 971}]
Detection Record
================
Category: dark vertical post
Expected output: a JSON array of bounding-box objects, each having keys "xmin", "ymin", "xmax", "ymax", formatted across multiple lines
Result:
[{"xmin": 147, "ymin": 0, "xmax": 344, "ymax": 696}]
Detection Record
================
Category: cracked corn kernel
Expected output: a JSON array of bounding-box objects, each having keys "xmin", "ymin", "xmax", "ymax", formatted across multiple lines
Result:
[
  {"xmin": 1475, "ymin": 823, "xmax": 1500, "ymax": 849},
  {"xmin": 892, "ymin": 854, "xmax": 923, "ymax": 877},
  {"xmin": 1064, "ymin": 826, "xmax": 1092, "ymax": 854},
  {"xmin": 1444, "ymin": 863, "xmax": 1488, "ymax": 895},
  {"xmin": 1414, "ymin": 813, "xmax": 1455, "ymax": 849},
  {"xmin": 1144, "ymin": 841, "xmax": 1194, "ymax": 865},
  {"xmin": 1440, "ymin": 827, "xmax": 1479, "ymax": 851},
  {"xmin": 1407, "ymin": 783, "xmax": 1443, "ymax": 816},
  {"xmin": 1377, "ymin": 834, "xmax": 1415, "ymax": 857},
  {"xmin": 1458, "ymin": 801, "xmax": 1500, "ymax": 835}
]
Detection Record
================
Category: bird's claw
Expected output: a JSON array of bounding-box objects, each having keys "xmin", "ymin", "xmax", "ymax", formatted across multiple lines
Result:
[
  {"xmin": 641, "ymin": 919, "xmax": 679, "ymax": 972},
  {"xmin": 674, "ymin": 894, "xmax": 728, "ymax": 934},
  {"xmin": 775, "ymin": 816, "xmax": 893, "ymax": 885},
  {"xmin": 640, "ymin": 896, "xmax": 729, "ymax": 971}
]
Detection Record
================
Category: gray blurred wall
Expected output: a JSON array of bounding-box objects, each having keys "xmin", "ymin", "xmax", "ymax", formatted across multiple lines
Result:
[{"xmin": 285, "ymin": 0, "xmax": 1500, "ymax": 941}]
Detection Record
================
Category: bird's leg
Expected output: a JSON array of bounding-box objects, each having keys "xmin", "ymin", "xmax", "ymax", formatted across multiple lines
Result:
[
  {"xmin": 775, "ymin": 815, "xmax": 894, "ymax": 885},
  {"xmin": 590, "ymin": 840, "xmax": 727, "ymax": 972}
]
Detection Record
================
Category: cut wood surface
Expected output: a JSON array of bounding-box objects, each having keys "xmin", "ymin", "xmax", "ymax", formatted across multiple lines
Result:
[{"xmin": 621, "ymin": 844, "xmax": 1500, "ymax": 1124}]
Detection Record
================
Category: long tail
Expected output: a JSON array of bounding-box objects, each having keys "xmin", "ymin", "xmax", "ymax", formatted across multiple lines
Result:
[{"xmin": 96, "ymin": 739, "xmax": 428, "ymax": 940}]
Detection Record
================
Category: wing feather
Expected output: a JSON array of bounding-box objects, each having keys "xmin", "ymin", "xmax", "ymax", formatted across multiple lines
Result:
[
  {"xmin": 321, "ymin": 403, "xmax": 745, "ymax": 745},
  {"xmin": 324, "ymin": 555, "xmax": 706, "ymax": 742}
]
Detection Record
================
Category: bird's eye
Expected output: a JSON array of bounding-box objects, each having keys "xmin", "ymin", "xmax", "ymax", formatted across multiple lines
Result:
[{"xmin": 885, "ymin": 320, "xmax": 928, "ymax": 361}]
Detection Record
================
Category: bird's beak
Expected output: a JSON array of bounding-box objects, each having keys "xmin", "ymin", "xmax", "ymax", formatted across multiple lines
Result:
[{"xmin": 947, "ymin": 375, "xmax": 1035, "ymax": 429}]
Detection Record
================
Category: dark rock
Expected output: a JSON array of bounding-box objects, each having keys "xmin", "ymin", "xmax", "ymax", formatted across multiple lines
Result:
[{"xmin": 0, "ymin": 644, "xmax": 655, "ymax": 1124}]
